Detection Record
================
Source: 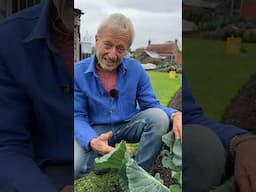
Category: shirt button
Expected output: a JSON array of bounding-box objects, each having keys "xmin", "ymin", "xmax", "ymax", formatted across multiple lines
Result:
[{"xmin": 109, "ymin": 110, "xmax": 113, "ymax": 115}]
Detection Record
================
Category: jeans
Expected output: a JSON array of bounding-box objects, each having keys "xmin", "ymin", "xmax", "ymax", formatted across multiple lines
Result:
[{"xmin": 74, "ymin": 108, "xmax": 170, "ymax": 179}]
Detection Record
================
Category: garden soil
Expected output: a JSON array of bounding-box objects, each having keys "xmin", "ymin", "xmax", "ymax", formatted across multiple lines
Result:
[{"xmin": 221, "ymin": 73, "xmax": 256, "ymax": 133}]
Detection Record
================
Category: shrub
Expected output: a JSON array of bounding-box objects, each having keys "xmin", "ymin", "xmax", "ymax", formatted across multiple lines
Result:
[
  {"xmin": 242, "ymin": 29, "xmax": 256, "ymax": 43},
  {"xmin": 219, "ymin": 25, "xmax": 243, "ymax": 40}
]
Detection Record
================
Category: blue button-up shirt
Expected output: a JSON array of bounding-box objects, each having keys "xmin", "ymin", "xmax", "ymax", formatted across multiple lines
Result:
[
  {"xmin": 74, "ymin": 56, "xmax": 177, "ymax": 149},
  {"xmin": 0, "ymin": 1, "xmax": 73, "ymax": 191}
]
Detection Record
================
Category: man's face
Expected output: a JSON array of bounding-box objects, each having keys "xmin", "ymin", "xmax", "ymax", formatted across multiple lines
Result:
[
  {"xmin": 52, "ymin": 0, "xmax": 74, "ymax": 33},
  {"xmin": 95, "ymin": 27, "xmax": 131, "ymax": 71}
]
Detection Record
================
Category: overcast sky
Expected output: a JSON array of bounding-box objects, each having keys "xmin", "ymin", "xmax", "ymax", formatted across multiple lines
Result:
[{"xmin": 75, "ymin": 0, "xmax": 182, "ymax": 50}]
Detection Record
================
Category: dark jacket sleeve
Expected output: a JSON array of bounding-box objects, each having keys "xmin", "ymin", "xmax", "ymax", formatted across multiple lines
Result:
[
  {"xmin": 0, "ymin": 60, "xmax": 57, "ymax": 192},
  {"xmin": 182, "ymin": 73, "xmax": 247, "ymax": 152}
]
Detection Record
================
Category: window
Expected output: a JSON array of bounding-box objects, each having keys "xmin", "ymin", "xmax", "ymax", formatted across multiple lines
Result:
[
  {"xmin": 233, "ymin": 0, "xmax": 241, "ymax": 9},
  {"xmin": 12, "ymin": 0, "xmax": 42, "ymax": 14}
]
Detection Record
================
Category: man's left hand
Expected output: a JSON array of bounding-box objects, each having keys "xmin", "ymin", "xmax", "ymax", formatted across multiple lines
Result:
[
  {"xmin": 231, "ymin": 134, "xmax": 256, "ymax": 192},
  {"xmin": 60, "ymin": 185, "xmax": 73, "ymax": 192},
  {"xmin": 171, "ymin": 111, "xmax": 182, "ymax": 140}
]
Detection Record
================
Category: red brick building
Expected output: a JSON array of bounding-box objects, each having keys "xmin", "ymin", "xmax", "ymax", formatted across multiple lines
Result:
[
  {"xmin": 145, "ymin": 40, "xmax": 182, "ymax": 65},
  {"xmin": 239, "ymin": 0, "xmax": 256, "ymax": 20}
]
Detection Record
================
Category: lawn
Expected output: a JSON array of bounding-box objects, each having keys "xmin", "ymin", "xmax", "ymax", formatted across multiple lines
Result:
[
  {"xmin": 75, "ymin": 71, "xmax": 181, "ymax": 192},
  {"xmin": 183, "ymin": 38, "xmax": 256, "ymax": 120},
  {"xmin": 147, "ymin": 71, "xmax": 181, "ymax": 106}
]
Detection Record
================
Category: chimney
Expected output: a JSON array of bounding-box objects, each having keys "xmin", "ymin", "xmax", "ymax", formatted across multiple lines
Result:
[
  {"xmin": 175, "ymin": 39, "xmax": 178, "ymax": 45},
  {"xmin": 148, "ymin": 40, "xmax": 151, "ymax": 46}
]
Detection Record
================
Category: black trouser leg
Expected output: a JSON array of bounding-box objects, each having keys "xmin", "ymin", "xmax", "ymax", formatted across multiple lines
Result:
[
  {"xmin": 40, "ymin": 162, "xmax": 73, "ymax": 191},
  {"xmin": 183, "ymin": 124, "xmax": 228, "ymax": 192}
]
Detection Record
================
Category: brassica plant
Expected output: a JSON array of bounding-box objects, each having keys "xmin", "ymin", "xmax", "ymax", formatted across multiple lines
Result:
[{"xmin": 94, "ymin": 131, "xmax": 182, "ymax": 192}]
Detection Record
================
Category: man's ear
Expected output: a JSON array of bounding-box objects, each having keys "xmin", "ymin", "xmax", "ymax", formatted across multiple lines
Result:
[{"xmin": 95, "ymin": 35, "xmax": 99, "ymax": 42}]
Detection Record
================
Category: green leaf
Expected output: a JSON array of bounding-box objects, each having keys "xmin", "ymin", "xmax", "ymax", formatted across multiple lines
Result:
[
  {"xmin": 169, "ymin": 184, "xmax": 181, "ymax": 192},
  {"xmin": 172, "ymin": 155, "xmax": 182, "ymax": 168},
  {"xmin": 94, "ymin": 141, "xmax": 129, "ymax": 170},
  {"xmin": 126, "ymin": 159, "xmax": 169, "ymax": 192},
  {"xmin": 154, "ymin": 173, "xmax": 164, "ymax": 184},
  {"xmin": 173, "ymin": 139, "xmax": 182, "ymax": 158},
  {"xmin": 162, "ymin": 155, "xmax": 177, "ymax": 170},
  {"xmin": 162, "ymin": 131, "xmax": 175, "ymax": 149},
  {"xmin": 171, "ymin": 171, "xmax": 182, "ymax": 185},
  {"xmin": 161, "ymin": 149, "xmax": 172, "ymax": 160},
  {"xmin": 172, "ymin": 139, "xmax": 182, "ymax": 168},
  {"xmin": 160, "ymin": 149, "xmax": 171, "ymax": 157},
  {"xmin": 118, "ymin": 163, "xmax": 130, "ymax": 192}
]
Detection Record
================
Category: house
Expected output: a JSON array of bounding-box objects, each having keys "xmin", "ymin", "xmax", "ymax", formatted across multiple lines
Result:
[
  {"xmin": 144, "ymin": 39, "xmax": 182, "ymax": 65},
  {"xmin": 183, "ymin": 0, "xmax": 224, "ymax": 9},
  {"xmin": 80, "ymin": 30, "xmax": 93, "ymax": 60},
  {"xmin": 74, "ymin": 8, "xmax": 84, "ymax": 62},
  {"xmin": 231, "ymin": 0, "xmax": 256, "ymax": 20},
  {"xmin": 81, "ymin": 41, "xmax": 92, "ymax": 59},
  {"xmin": 183, "ymin": 0, "xmax": 228, "ymax": 20},
  {"xmin": 183, "ymin": 0, "xmax": 256, "ymax": 21}
]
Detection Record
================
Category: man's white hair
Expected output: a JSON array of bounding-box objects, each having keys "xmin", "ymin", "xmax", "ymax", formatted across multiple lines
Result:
[{"xmin": 97, "ymin": 13, "xmax": 135, "ymax": 47}]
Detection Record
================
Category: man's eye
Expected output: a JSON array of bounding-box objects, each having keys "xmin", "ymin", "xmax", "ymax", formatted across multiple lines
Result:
[
  {"xmin": 104, "ymin": 44, "xmax": 112, "ymax": 49},
  {"xmin": 118, "ymin": 48, "xmax": 125, "ymax": 53}
]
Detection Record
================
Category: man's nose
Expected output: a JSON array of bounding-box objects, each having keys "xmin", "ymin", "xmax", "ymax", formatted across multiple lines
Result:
[{"xmin": 108, "ymin": 48, "xmax": 117, "ymax": 60}]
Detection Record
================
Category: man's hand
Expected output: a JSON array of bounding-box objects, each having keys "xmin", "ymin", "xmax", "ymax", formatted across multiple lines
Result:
[
  {"xmin": 231, "ymin": 134, "xmax": 256, "ymax": 192},
  {"xmin": 90, "ymin": 131, "xmax": 114, "ymax": 155},
  {"xmin": 171, "ymin": 111, "xmax": 182, "ymax": 140},
  {"xmin": 60, "ymin": 185, "xmax": 73, "ymax": 192}
]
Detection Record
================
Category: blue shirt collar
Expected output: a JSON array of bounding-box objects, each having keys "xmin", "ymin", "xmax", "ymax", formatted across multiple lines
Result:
[
  {"xmin": 23, "ymin": 0, "xmax": 52, "ymax": 43},
  {"xmin": 84, "ymin": 55, "xmax": 128, "ymax": 75}
]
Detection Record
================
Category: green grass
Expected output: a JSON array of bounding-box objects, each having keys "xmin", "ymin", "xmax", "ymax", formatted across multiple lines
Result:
[
  {"xmin": 147, "ymin": 71, "xmax": 182, "ymax": 106},
  {"xmin": 75, "ymin": 171, "xmax": 118, "ymax": 192},
  {"xmin": 184, "ymin": 38, "xmax": 256, "ymax": 120}
]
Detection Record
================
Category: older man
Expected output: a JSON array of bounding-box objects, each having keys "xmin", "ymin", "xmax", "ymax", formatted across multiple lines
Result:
[
  {"xmin": 0, "ymin": 0, "xmax": 73, "ymax": 191},
  {"xmin": 74, "ymin": 13, "xmax": 182, "ymax": 178}
]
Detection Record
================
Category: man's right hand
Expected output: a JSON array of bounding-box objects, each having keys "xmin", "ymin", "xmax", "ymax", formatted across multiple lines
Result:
[{"xmin": 90, "ymin": 131, "xmax": 114, "ymax": 155}]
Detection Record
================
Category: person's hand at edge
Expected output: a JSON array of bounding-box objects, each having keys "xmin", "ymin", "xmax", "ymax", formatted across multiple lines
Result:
[
  {"xmin": 60, "ymin": 185, "xmax": 73, "ymax": 192},
  {"xmin": 230, "ymin": 133, "xmax": 256, "ymax": 192},
  {"xmin": 171, "ymin": 111, "xmax": 182, "ymax": 141},
  {"xmin": 90, "ymin": 131, "xmax": 114, "ymax": 155}
]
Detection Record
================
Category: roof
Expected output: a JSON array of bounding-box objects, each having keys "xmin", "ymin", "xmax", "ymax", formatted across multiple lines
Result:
[
  {"xmin": 183, "ymin": 0, "xmax": 223, "ymax": 9},
  {"xmin": 145, "ymin": 42, "xmax": 179, "ymax": 55}
]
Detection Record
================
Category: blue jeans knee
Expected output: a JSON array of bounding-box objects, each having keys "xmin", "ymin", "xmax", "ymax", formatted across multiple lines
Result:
[
  {"xmin": 140, "ymin": 108, "xmax": 170, "ymax": 135},
  {"xmin": 74, "ymin": 139, "xmax": 100, "ymax": 179}
]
